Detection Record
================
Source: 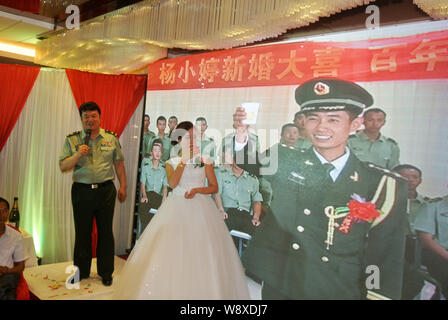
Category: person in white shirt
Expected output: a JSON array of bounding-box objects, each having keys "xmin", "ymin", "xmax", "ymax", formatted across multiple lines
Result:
[
  {"xmin": 220, "ymin": 112, "xmax": 261, "ymax": 177},
  {"xmin": 0, "ymin": 197, "xmax": 27, "ymax": 300}
]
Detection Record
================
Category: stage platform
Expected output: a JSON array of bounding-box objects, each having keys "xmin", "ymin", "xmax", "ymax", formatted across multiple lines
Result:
[
  {"xmin": 23, "ymin": 256, "xmax": 261, "ymax": 300},
  {"xmin": 23, "ymin": 256, "xmax": 126, "ymax": 300}
]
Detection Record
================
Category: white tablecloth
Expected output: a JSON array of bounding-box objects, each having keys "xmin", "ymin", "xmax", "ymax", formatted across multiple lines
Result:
[
  {"xmin": 19, "ymin": 229, "xmax": 38, "ymax": 268},
  {"xmin": 23, "ymin": 256, "xmax": 126, "ymax": 300}
]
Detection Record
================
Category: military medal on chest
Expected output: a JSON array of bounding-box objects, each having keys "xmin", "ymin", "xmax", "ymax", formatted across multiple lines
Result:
[
  {"xmin": 324, "ymin": 206, "xmax": 349, "ymax": 250},
  {"xmin": 324, "ymin": 193, "xmax": 381, "ymax": 250}
]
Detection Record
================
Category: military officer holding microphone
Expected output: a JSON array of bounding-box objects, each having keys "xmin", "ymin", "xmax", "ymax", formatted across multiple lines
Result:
[{"xmin": 59, "ymin": 101, "xmax": 127, "ymax": 287}]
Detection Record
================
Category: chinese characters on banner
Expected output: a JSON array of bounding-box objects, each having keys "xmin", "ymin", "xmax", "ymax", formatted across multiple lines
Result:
[{"xmin": 148, "ymin": 30, "xmax": 448, "ymax": 90}]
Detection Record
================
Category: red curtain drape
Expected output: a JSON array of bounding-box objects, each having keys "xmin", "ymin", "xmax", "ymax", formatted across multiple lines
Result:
[
  {"xmin": 65, "ymin": 69, "xmax": 147, "ymax": 257},
  {"xmin": 0, "ymin": 64, "xmax": 40, "ymax": 153},
  {"xmin": 0, "ymin": 0, "xmax": 40, "ymax": 13},
  {"xmin": 65, "ymin": 69, "xmax": 147, "ymax": 136}
]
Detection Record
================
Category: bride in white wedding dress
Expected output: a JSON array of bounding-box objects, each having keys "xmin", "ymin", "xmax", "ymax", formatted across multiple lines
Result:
[{"xmin": 113, "ymin": 121, "xmax": 250, "ymax": 300}]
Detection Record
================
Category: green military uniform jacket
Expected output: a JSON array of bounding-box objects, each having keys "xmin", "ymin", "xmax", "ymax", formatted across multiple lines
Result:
[
  {"xmin": 259, "ymin": 142, "xmax": 310, "ymax": 204},
  {"xmin": 242, "ymin": 147, "xmax": 407, "ymax": 300},
  {"xmin": 142, "ymin": 130, "xmax": 155, "ymax": 156},
  {"xmin": 347, "ymin": 131, "xmax": 400, "ymax": 169},
  {"xmin": 140, "ymin": 158, "xmax": 169, "ymax": 195},
  {"xmin": 215, "ymin": 166, "xmax": 263, "ymax": 212},
  {"xmin": 407, "ymin": 193, "xmax": 431, "ymax": 236},
  {"xmin": 414, "ymin": 196, "xmax": 448, "ymax": 250},
  {"xmin": 295, "ymin": 137, "xmax": 312, "ymax": 151},
  {"xmin": 148, "ymin": 133, "xmax": 172, "ymax": 162},
  {"xmin": 59, "ymin": 128, "xmax": 124, "ymax": 183},
  {"xmin": 197, "ymin": 135, "xmax": 216, "ymax": 163}
]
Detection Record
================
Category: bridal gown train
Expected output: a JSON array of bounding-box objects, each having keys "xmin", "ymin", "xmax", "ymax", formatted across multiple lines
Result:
[{"xmin": 113, "ymin": 157, "xmax": 250, "ymax": 299}]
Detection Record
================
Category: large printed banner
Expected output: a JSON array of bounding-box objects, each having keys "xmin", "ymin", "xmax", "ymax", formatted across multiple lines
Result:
[{"xmin": 148, "ymin": 30, "xmax": 448, "ymax": 90}]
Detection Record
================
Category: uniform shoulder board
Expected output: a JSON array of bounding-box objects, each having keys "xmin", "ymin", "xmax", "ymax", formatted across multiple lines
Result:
[
  {"xmin": 385, "ymin": 136, "xmax": 398, "ymax": 145},
  {"xmin": 425, "ymin": 197, "xmax": 443, "ymax": 203},
  {"xmin": 105, "ymin": 130, "xmax": 118, "ymax": 137},
  {"xmin": 67, "ymin": 130, "xmax": 81, "ymax": 137},
  {"xmin": 246, "ymin": 171, "xmax": 258, "ymax": 179},
  {"xmin": 366, "ymin": 162, "xmax": 405, "ymax": 181}
]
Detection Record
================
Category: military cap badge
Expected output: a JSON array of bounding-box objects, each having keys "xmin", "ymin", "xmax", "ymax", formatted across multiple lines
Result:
[{"xmin": 314, "ymin": 82, "xmax": 330, "ymax": 95}]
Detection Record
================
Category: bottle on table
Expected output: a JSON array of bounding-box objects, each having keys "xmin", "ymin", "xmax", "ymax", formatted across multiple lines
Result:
[{"xmin": 8, "ymin": 197, "xmax": 20, "ymax": 229}]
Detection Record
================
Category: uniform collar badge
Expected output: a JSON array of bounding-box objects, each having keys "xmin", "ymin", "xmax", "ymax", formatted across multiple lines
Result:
[
  {"xmin": 305, "ymin": 160, "xmax": 314, "ymax": 166},
  {"xmin": 350, "ymin": 171, "xmax": 359, "ymax": 182}
]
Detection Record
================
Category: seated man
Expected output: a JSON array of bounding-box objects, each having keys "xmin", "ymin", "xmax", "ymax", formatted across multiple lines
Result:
[
  {"xmin": 140, "ymin": 140, "xmax": 169, "ymax": 209},
  {"xmin": 393, "ymin": 164, "xmax": 431, "ymax": 235},
  {"xmin": 139, "ymin": 140, "xmax": 169, "ymax": 235},
  {"xmin": 393, "ymin": 164, "xmax": 432, "ymax": 263},
  {"xmin": 414, "ymin": 195, "xmax": 448, "ymax": 298},
  {"xmin": 0, "ymin": 197, "xmax": 26, "ymax": 300},
  {"xmin": 393, "ymin": 164, "xmax": 438, "ymax": 299},
  {"xmin": 221, "ymin": 112, "xmax": 261, "ymax": 177},
  {"xmin": 214, "ymin": 151, "xmax": 263, "ymax": 238}
]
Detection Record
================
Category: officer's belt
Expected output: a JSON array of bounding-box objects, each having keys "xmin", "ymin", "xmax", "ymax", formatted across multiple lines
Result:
[
  {"xmin": 226, "ymin": 207, "xmax": 250, "ymax": 215},
  {"xmin": 74, "ymin": 180, "xmax": 113, "ymax": 189}
]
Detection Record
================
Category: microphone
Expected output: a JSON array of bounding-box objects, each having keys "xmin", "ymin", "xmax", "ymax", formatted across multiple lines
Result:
[{"xmin": 84, "ymin": 129, "xmax": 91, "ymax": 146}]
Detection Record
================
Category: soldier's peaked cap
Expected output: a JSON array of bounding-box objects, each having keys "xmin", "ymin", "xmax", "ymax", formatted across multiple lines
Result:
[{"xmin": 295, "ymin": 78, "xmax": 374, "ymax": 115}]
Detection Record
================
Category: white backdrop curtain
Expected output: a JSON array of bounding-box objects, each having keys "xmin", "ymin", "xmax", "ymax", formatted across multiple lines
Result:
[{"xmin": 0, "ymin": 68, "xmax": 142, "ymax": 264}]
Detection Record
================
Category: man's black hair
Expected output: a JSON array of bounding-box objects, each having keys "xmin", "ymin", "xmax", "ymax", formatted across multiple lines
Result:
[{"xmin": 79, "ymin": 101, "xmax": 101, "ymax": 117}]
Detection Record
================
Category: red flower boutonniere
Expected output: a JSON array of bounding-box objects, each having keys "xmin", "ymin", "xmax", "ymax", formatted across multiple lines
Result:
[{"xmin": 338, "ymin": 194, "xmax": 380, "ymax": 234}]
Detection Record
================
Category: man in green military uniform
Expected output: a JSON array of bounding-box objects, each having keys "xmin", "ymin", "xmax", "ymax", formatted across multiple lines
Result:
[
  {"xmin": 347, "ymin": 108, "xmax": 400, "ymax": 169},
  {"xmin": 415, "ymin": 196, "xmax": 448, "ymax": 297},
  {"xmin": 142, "ymin": 114, "xmax": 155, "ymax": 157},
  {"xmin": 393, "ymin": 164, "xmax": 431, "ymax": 236},
  {"xmin": 221, "ymin": 113, "xmax": 260, "ymax": 178},
  {"xmin": 59, "ymin": 101, "xmax": 127, "ymax": 287},
  {"xmin": 140, "ymin": 139, "xmax": 168, "ymax": 206},
  {"xmin": 239, "ymin": 78, "xmax": 407, "ymax": 300},
  {"xmin": 260, "ymin": 123, "xmax": 303, "ymax": 183},
  {"xmin": 195, "ymin": 117, "xmax": 216, "ymax": 163},
  {"xmin": 293, "ymin": 110, "xmax": 313, "ymax": 150},
  {"xmin": 139, "ymin": 139, "xmax": 168, "ymax": 236},
  {"xmin": 392, "ymin": 164, "xmax": 435, "ymax": 298},
  {"xmin": 166, "ymin": 115, "xmax": 178, "ymax": 139},
  {"xmin": 148, "ymin": 116, "xmax": 172, "ymax": 162},
  {"xmin": 214, "ymin": 151, "xmax": 263, "ymax": 236}
]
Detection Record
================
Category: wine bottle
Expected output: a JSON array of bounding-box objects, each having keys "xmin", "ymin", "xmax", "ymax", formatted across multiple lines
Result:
[{"xmin": 8, "ymin": 197, "xmax": 20, "ymax": 229}]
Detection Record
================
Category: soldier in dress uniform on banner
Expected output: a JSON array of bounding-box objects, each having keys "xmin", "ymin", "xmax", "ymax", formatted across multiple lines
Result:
[{"xmin": 240, "ymin": 78, "xmax": 408, "ymax": 300}]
